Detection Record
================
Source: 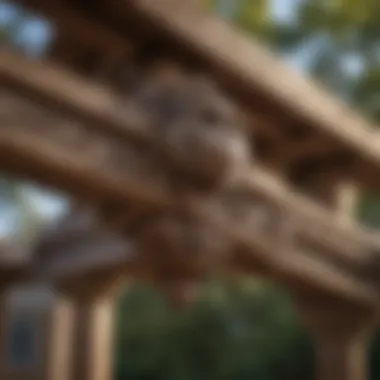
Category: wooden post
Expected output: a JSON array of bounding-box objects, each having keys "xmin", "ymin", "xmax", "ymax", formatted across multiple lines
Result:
[
  {"xmin": 44, "ymin": 296, "xmax": 74, "ymax": 380},
  {"xmin": 57, "ymin": 275, "xmax": 124, "ymax": 380},
  {"xmin": 0, "ymin": 285, "xmax": 7, "ymax": 377},
  {"xmin": 296, "ymin": 295, "xmax": 376, "ymax": 380},
  {"xmin": 70, "ymin": 294, "xmax": 115, "ymax": 380},
  {"xmin": 313, "ymin": 334, "xmax": 367, "ymax": 380}
]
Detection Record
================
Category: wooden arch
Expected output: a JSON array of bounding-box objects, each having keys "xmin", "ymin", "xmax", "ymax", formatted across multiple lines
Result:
[
  {"xmin": 1, "ymin": 1, "xmax": 380, "ymax": 379},
  {"xmin": 1, "ymin": 49, "xmax": 380, "ymax": 307}
]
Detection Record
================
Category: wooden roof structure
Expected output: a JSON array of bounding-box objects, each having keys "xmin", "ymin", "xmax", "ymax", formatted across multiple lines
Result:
[
  {"xmin": 2, "ymin": 2, "xmax": 380, "ymax": 379},
  {"xmin": 13, "ymin": 0, "xmax": 380, "ymax": 194},
  {"xmin": 1, "ymin": 48, "xmax": 380, "ymax": 307},
  {"xmin": 0, "ymin": 0, "xmax": 380, "ymax": 297},
  {"xmin": 34, "ymin": 207, "xmax": 135, "ymax": 283}
]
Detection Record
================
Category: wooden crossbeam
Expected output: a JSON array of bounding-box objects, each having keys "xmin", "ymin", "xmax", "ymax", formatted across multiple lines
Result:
[
  {"xmin": 1, "ymin": 50, "xmax": 380, "ymax": 307},
  {"xmin": 11, "ymin": 0, "xmax": 380, "ymax": 191},
  {"xmin": 9, "ymin": 0, "xmax": 375, "ymax": 188},
  {"xmin": 38, "ymin": 218, "xmax": 380, "ymax": 308},
  {"xmin": 121, "ymin": 0, "xmax": 380, "ymax": 191},
  {"xmin": 39, "ymin": 239, "xmax": 134, "ymax": 280},
  {"xmin": 35, "ymin": 199, "xmax": 380, "ymax": 308},
  {"xmin": 35, "ymin": 192, "xmax": 380, "ymax": 308},
  {"xmin": 0, "ymin": 50, "xmax": 174, "ymax": 209}
]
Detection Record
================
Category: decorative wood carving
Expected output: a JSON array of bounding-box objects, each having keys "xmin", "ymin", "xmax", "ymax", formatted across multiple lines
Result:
[
  {"xmin": 2, "ymin": 50, "xmax": 380, "ymax": 307},
  {"xmin": 4, "ymin": 5, "xmax": 380, "ymax": 379},
  {"xmin": 122, "ymin": 0, "xmax": 380, "ymax": 188},
  {"xmin": 11, "ymin": 0, "xmax": 380, "ymax": 189},
  {"xmin": 126, "ymin": 65, "xmax": 253, "ymax": 189}
]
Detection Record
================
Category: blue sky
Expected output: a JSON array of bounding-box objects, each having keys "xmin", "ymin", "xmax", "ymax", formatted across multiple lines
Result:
[{"xmin": 271, "ymin": 0, "xmax": 303, "ymax": 22}]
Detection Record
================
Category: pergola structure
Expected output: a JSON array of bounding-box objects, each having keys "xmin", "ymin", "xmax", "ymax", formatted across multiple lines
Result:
[{"xmin": 1, "ymin": 1, "xmax": 380, "ymax": 379}]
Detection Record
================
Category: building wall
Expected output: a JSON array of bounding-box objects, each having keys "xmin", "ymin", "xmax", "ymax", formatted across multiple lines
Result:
[{"xmin": 0, "ymin": 283, "xmax": 55, "ymax": 380}]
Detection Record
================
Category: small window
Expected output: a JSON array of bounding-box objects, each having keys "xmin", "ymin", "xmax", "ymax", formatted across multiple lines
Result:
[{"xmin": 7, "ymin": 317, "xmax": 37, "ymax": 368}]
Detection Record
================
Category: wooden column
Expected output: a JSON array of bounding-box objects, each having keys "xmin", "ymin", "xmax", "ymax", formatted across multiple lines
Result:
[
  {"xmin": 58, "ymin": 275, "xmax": 124, "ymax": 380},
  {"xmin": 314, "ymin": 334, "xmax": 367, "ymax": 380},
  {"xmin": 0, "ymin": 285, "xmax": 7, "ymax": 377},
  {"xmin": 297, "ymin": 296, "xmax": 376, "ymax": 380},
  {"xmin": 44, "ymin": 296, "xmax": 74, "ymax": 380},
  {"xmin": 70, "ymin": 294, "xmax": 115, "ymax": 380}
]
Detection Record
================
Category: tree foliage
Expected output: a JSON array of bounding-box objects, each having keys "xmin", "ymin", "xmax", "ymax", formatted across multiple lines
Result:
[{"xmin": 115, "ymin": 280, "xmax": 313, "ymax": 380}]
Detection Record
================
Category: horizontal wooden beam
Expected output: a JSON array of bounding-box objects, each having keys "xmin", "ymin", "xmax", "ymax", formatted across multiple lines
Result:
[
  {"xmin": 0, "ymin": 51, "xmax": 175, "ymax": 209},
  {"xmin": 13, "ymin": 0, "xmax": 380, "ymax": 190},
  {"xmin": 35, "ymin": 199, "xmax": 380, "ymax": 308},
  {"xmin": 0, "ymin": 50, "xmax": 149, "ymax": 142},
  {"xmin": 2, "ymin": 50, "xmax": 380, "ymax": 307},
  {"xmin": 36, "ymin": 196, "xmax": 380, "ymax": 307},
  {"xmin": 268, "ymin": 138, "xmax": 339, "ymax": 170},
  {"xmin": 38, "ymin": 239, "xmax": 134, "ymax": 280},
  {"xmin": 123, "ymin": 0, "xmax": 380, "ymax": 191}
]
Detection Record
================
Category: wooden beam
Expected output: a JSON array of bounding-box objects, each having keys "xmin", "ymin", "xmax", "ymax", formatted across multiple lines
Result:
[
  {"xmin": 38, "ymin": 238, "xmax": 134, "ymax": 281},
  {"xmin": 69, "ymin": 294, "xmax": 116, "ymax": 380},
  {"xmin": 0, "ymin": 51, "xmax": 373, "ymax": 250},
  {"xmin": 0, "ymin": 52, "xmax": 174, "ymax": 208},
  {"xmin": 2, "ymin": 50, "xmax": 380, "ymax": 307},
  {"xmin": 122, "ymin": 0, "xmax": 380, "ymax": 189},
  {"xmin": 268, "ymin": 138, "xmax": 340, "ymax": 170},
  {"xmin": 13, "ymin": 0, "xmax": 380, "ymax": 190},
  {"xmin": 0, "ymin": 118, "xmax": 173, "ymax": 210},
  {"xmin": 0, "ymin": 50, "xmax": 149, "ymax": 142},
  {"xmin": 45, "ymin": 296, "xmax": 74, "ymax": 380}
]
